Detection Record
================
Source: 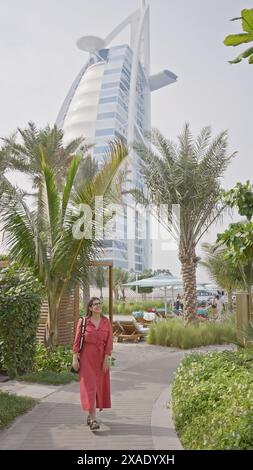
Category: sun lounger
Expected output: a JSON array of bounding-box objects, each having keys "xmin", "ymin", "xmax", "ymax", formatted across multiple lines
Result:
[
  {"xmin": 132, "ymin": 317, "xmax": 149, "ymax": 336},
  {"xmin": 116, "ymin": 321, "xmax": 146, "ymax": 342}
]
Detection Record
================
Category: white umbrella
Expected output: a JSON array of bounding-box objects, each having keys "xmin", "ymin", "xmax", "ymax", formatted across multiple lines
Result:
[
  {"xmin": 124, "ymin": 274, "xmax": 180, "ymax": 314},
  {"xmin": 124, "ymin": 274, "xmax": 206, "ymax": 314}
]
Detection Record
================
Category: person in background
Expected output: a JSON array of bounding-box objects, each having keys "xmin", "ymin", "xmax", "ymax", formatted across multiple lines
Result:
[
  {"xmin": 211, "ymin": 294, "xmax": 218, "ymax": 318},
  {"xmin": 175, "ymin": 294, "xmax": 183, "ymax": 311},
  {"xmin": 72, "ymin": 297, "xmax": 113, "ymax": 430},
  {"xmin": 217, "ymin": 291, "xmax": 225, "ymax": 320}
]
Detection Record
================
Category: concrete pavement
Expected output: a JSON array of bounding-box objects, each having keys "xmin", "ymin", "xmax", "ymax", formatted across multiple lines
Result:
[
  {"xmin": 0, "ymin": 342, "xmax": 184, "ymax": 450},
  {"xmin": 0, "ymin": 342, "xmax": 235, "ymax": 450}
]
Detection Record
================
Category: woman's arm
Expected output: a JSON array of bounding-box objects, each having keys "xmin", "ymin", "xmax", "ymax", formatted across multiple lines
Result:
[
  {"xmin": 72, "ymin": 318, "xmax": 82, "ymax": 353},
  {"xmin": 104, "ymin": 321, "xmax": 113, "ymax": 356},
  {"xmin": 103, "ymin": 321, "xmax": 113, "ymax": 372},
  {"xmin": 72, "ymin": 318, "xmax": 82, "ymax": 370}
]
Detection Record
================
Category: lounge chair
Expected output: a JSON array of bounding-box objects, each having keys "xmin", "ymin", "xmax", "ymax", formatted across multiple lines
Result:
[
  {"xmin": 112, "ymin": 321, "xmax": 125, "ymax": 341},
  {"xmin": 132, "ymin": 317, "xmax": 149, "ymax": 336},
  {"xmin": 117, "ymin": 321, "xmax": 146, "ymax": 342}
]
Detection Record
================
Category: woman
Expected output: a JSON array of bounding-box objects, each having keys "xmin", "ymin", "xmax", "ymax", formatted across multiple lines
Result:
[{"xmin": 72, "ymin": 297, "xmax": 113, "ymax": 430}]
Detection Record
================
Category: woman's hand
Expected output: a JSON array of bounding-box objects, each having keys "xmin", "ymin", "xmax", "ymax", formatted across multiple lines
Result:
[
  {"xmin": 102, "ymin": 355, "xmax": 110, "ymax": 372},
  {"xmin": 72, "ymin": 354, "xmax": 79, "ymax": 372}
]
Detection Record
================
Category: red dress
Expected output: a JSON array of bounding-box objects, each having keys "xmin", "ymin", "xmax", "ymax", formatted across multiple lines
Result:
[{"xmin": 73, "ymin": 316, "xmax": 113, "ymax": 411}]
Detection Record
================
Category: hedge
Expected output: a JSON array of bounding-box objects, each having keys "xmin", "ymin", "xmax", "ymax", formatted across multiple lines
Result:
[
  {"xmin": 0, "ymin": 265, "xmax": 43, "ymax": 378},
  {"xmin": 172, "ymin": 349, "xmax": 253, "ymax": 449}
]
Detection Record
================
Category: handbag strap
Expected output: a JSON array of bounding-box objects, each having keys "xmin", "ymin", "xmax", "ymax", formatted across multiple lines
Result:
[{"xmin": 78, "ymin": 316, "xmax": 86, "ymax": 353}]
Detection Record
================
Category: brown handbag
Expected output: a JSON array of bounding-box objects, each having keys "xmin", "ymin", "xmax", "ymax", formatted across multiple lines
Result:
[{"xmin": 71, "ymin": 317, "xmax": 86, "ymax": 373}]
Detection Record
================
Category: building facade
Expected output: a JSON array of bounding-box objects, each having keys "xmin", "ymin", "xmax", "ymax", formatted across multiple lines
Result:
[{"xmin": 56, "ymin": 1, "xmax": 177, "ymax": 272}]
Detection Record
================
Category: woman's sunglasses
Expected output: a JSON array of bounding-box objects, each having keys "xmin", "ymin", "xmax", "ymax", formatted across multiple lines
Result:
[{"xmin": 92, "ymin": 301, "xmax": 102, "ymax": 307}]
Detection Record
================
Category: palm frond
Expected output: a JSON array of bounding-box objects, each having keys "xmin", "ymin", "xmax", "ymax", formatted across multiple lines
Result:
[
  {"xmin": 198, "ymin": 131, "xmax": 236, "ymax": 179},
  {"xmin": 61, "ymin": 155, "xmax": 81, "ymax": 222},
  {"xmin": 74, "ymin": 139, "xmax": 128, "ymax": 208},
  {"xmin": 1, "ymin": 197, "xmax": 36, "ymax": 268},
  {"xmin": 40, "ymin": 150, "xmax": 60, "ymax": 247},
  {"xmin": 193, "ymin": 126, "xmax": 212, "ymax": 161},
  {"xmin": 200, "ymin": 241, "xmax": 243, "ymax": 289}
]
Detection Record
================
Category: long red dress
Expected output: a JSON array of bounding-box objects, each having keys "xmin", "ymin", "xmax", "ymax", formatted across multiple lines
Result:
[{"xmin": 73, "ymin": 315, "xmax": 113, "ymax": 411}]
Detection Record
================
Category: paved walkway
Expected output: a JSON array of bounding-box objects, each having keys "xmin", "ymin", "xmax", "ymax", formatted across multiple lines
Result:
[{"xmin": 0, "ymin": 343, "xmax": 234, "ymax": 450}]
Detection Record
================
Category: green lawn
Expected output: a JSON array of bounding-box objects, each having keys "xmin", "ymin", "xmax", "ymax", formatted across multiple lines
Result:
[
  {"xmin": 0, "ymin": 391, "xmax": 37, "ymax": 430},
  {"xmin": 17, "ymin": 371, "xmax": 79, "ymax": 385}
]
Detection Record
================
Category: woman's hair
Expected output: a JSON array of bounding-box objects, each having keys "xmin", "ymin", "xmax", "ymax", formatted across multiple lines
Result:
[{"xmin": 86, "ymin": 297, "xmax": 101, "ymax": 318}]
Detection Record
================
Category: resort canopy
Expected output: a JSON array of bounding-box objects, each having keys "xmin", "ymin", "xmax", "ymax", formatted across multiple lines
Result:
[
  {"xmin": 124, "ymin": 273, "xmax": 182, "ymax": 289},
  {"xmin": 124, "ymin": 274, "xmax": 206, "ymax": 314}
]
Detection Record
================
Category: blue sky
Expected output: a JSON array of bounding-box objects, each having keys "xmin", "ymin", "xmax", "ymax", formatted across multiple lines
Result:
[{"xmin": 0, "ymin": 0, "xmax": 252, "ymax": 277}]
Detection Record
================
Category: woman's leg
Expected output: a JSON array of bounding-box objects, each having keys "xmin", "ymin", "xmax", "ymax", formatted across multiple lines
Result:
[
  {"xmin": 89, "ymin": 389, "xmax": 100, "ymax": 429},
  {"xmin": 89, "ymin": 407, "xmax": 96, "ymax": 421},
  {"xmin": 89, "ymin": 388, "xmax": 97, "ymax": 421}
]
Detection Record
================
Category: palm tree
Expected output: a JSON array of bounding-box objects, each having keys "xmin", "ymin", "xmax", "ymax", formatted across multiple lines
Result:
[
  {"xmin": 0, "ymin": 122, "xmax": 87, "ymax": 188},
  {"xmin": 1, "ymin": 123, "xmax": 98, "ymax": 310},
  {"xmin": 200, "ymin": 242, "xmax": 242, "ymax": 314},
  {"xmin": 113, "ymin": 268, "xmax": 129, "ymax": 301},
  {"xmin": 134, "ymin": 124, "xmax": 235, "ymax": 321},
  {"xmin": 94, "ymin": 266, "xmax": 108, "ymax": 299},
  {"xmin": 75, "ymin": 154, "xmax": 99, "ymax": 186},
  {"xmin": 74, "ymin": 154, "xmax": 99, "ymax": 308},
  {"xmin": 1, "ymin": 140, "xmax": 127, "ymax": 348}
]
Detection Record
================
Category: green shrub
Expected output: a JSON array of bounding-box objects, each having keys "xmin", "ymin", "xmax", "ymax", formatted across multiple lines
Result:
[
  {"xmin": 147, "ymin": 318, "xmax": 237, "ymax": 349},
  {"xmin": 172, "ymin": 349, "xmax": 253, "ymax": 449},
  {"xmin": 33, "ymin": 344, "xmax": 116, "ymax": 374},
  {"xmin": 0, "ymin": 265, "xmax": 43, "ymax": 378},
  {"xmin": 34, "ymin": 344, "xmax": 72, "ymax": 372},
  {"xmin": 0, "ymin": 340, "xmax": 5, "ymax": 373}
]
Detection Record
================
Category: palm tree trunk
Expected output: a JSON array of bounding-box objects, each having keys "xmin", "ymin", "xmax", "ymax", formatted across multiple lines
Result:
[
  {"xmin": 44, "ymin": 285, "xmax": 66, "ymax": 350},
  {"xmin": 179, "ymin": 246, "xmax": 198, "ymax": 322},
  {"xmin": 121, "ymin": 287, "xmax": 126, "ymax": 302},
  {"xmin": 44, "ymin": 301, "xmax": 59, "ymax": 350},
  {"xmin": 227, "ymin": 289, "xmax": 233, "ymax": 315},
  {"xmin": 82, "ymin": 277, "xmax": 90, "ymax": 310},
  {"xmin": 113, "ymin": 287, "xmax": 119, "ymax": 300},
  {"xmin": 100, "ymin": 287, "xmax": 103, "ymax": 300}
]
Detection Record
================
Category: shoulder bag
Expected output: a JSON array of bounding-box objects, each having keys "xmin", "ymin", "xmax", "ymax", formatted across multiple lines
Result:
[{"xmin": 71, "ymin": 317, "xmax": 86, "ymax": 373}]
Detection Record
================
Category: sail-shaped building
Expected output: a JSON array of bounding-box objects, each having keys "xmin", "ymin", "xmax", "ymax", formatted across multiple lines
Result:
[{"xmin": 56, "ymin": 1, "xmax": 177, "ymax": 271}]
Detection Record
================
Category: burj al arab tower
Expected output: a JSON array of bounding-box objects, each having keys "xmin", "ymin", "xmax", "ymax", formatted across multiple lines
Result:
[{"xmin": 56, "ymin": 1, "xmax": 177, "ymax": 272}]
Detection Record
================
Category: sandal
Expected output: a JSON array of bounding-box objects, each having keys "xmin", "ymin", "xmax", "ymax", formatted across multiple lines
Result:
[
  {"xmin": 87, "ymin": 415, "xmax": 91, "ymax": 426},
  {"xmin": 89, "ymin": 420, "xmax": 100, "ymax": 430}
]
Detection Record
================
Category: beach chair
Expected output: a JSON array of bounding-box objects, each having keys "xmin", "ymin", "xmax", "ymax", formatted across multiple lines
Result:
[
  {"xmin": 132, "ymin": 317, "xmax": 149, "ymax": 336},
  {"xmin": 132, "ymin": 311, "xmax": 144, "ymax": 323},
  {"xmin": 117, "ymin": 321, "xmax": 146, "ymax": 342},
  {"xmin": 112, "ymin": 321, "xmax": 125, "ymax": 341}
]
